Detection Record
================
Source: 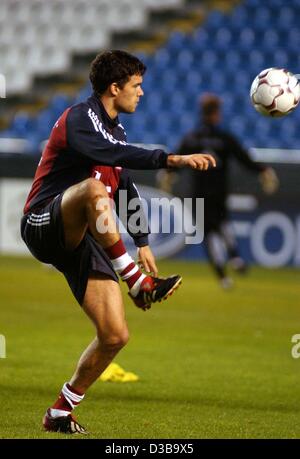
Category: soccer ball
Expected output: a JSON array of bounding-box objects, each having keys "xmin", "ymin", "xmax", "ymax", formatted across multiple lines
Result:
[{"xmin": 250, "ymin": 68, "xmax": 300, "ymax": 117}]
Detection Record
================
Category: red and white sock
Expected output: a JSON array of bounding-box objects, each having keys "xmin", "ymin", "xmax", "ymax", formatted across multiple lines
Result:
[
  {"xmin": 49, "ymin": 382, "xmax": 85, "ymax": 418},
  {"xmin": 105, "ymin": 239, "xmax": 146, "ymax": 297}
]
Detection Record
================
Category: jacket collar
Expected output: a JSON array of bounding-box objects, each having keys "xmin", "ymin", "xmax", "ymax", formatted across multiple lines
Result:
[{"xmin": 89, "ymin": 92, "xmax": 119, "ymax": 129}]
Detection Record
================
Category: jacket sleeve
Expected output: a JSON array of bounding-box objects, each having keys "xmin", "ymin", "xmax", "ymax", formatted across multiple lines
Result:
[
  {"xmin": 114, "ymin": 170, "xmax": 149, "ymax": 247},
  {"xmin": 66, "ymin": 105, "xmax": 169, "ymax": 170},
  {"xmin": 226, "ymin": 133, "xmax": 265, "ymax": 173}
]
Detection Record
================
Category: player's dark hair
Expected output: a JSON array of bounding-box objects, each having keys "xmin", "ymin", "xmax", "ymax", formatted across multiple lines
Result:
[
  {"xmin": 89, "ymin": 50, "xmax": 146, "ymax": 96},
  {"xmin": 200, "ymin": 93, "xmax": 222, "ymax": 118}
]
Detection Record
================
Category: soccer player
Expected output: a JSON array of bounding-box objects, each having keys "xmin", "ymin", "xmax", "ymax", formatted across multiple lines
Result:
[
  {"xmin": 20, "ymin": 50, "xmax": 216, "ymax": 434},
  {"xmin": 176, "ymin": 93, "xmax": 278, "ymax": 288}
]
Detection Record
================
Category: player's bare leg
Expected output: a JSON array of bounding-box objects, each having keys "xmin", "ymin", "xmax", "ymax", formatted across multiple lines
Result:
[
  {"xmin": 69, "ymin": 274, "xmax": 129, "ymax": 393},
  {"xmin": 60, "ymin": 178, "xmax": 149, "ymax": 304},
  {"xmin": 43, "ymin": 274, "xmax": 128, "ymax": 434},
  {"xmin": 61, "ymin": 177, "xmax": 119, "ymax": 250},
  {"xmin": 60, "ymin": 178, "xmax": 182, "ymax": 310}
]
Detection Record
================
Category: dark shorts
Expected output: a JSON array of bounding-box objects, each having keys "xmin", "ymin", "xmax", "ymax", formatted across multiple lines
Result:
[
  {"xmin": 20, "ymin": 194, "xmax": 118, "ymax": 305},
  {"xmin": 204, "ymin": 195, "xmax": 228, "ymax": 234}
]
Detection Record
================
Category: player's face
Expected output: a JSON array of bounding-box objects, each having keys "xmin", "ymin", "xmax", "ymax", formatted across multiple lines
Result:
[
  {"xmin": 207, "ymin": 110, "xmax": 222, "ymax": 125},
  {"xmin": 115, "ymin": 74, "xmax": 144, "ymax": 113}
]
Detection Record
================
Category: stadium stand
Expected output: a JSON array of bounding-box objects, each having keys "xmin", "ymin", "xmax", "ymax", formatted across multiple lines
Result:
[
  {"xmin": 1, "ymin": 0, "xmax": 300, "ymax": 152},
  {"xmin": 0, "ymin": 0, "xmax": 184, "ymax": 95}
]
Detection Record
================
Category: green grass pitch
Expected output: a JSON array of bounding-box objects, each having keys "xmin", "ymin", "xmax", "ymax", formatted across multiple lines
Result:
[{"xmin": 0, "ymin": 255, "xmax": 299, "ymax": 439}]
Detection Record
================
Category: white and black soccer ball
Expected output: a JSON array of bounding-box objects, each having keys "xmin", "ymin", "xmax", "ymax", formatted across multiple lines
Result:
[{"xmin": 250, "ymin": 68, "xmax": 300, "ymax": 117}]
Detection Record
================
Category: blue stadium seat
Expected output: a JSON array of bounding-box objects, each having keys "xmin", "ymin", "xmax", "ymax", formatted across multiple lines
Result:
[
  {"xmin": 203, "ymin": 11, "xmax": 225, "ymax": 31},
  {"xmin": 272, "ymin": 49, "xmax": 289, "ymax": 68},
  {"xmin": 166, "ymin": 31, "xmax": 189, "ymax": 54},
  {"xmin": 287, "ymin": 28, "xmax": 300, "ymax": 52},
  {"xmin": 227, "ymin": 6, "xmax": 248, "ymax": 30},
  {"xmin": 276, "ymin": 6, "xmax": 294, "ymax": 28},
  {"xmin": 49, "ymin": 94, "xmax": 71, "ymax": 119},
  {"xmin": 35, "ymin": 109, "xmax": 55, "ymax": 140},
  {"xmin": 198, "ymin": 50, "xmax": 218, "ymax": 72},
  {"xmin": 153, "ymin": 48, "xmax": 172, "ymax": 70},
  {"xmin": 10, "ymin": 113, "xmax": 35, "ymax": 138},
  {"xmin": 176, "ymin": 49, "xmax": 194, "ymax": 72},
  {"xmin": 238, "ymin": 28, "xmax": 256, "ymax": 50},
  {"xmin": 227, "ymin": 117, "xmax": 248, "ymax": 138},
  {"xmin": 184, "ymin": 70, "xmax": 202, "ymax": 90},
  {"xmin": 213, "ymin": 28, "xmax": 233, "ymax": 51},
  {"xmin": 4, "ymin": 0, "xmax": 300, "ymax": 152},
  {"xmin": 262, "ymin": 30, "xmax": 280, "ymax": 50}
]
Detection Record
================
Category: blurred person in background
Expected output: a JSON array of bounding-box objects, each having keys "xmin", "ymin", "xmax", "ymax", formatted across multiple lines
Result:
[{"xmin": 161, "ymin": 93, "xmax": 279, "ymax": 289}]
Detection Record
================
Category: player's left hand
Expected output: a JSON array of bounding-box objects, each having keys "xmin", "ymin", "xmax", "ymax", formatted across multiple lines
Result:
[
  {"xmin": 137, "ymin": 245, "xmax": 158, "ymax": 277},
  {"xmin": 259, "ymin": 167, "xmax": 279, "ymax": 195}
]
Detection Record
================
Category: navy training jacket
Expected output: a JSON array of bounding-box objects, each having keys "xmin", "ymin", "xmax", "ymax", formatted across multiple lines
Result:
[{"xmin": 23, "ymin": 93, "xmax": 168, "ymax": 246}]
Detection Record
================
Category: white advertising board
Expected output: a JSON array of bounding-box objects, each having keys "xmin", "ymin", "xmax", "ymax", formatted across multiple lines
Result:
[{"xmin": 0, "ymin": 178, "xmax": 32, "ymax": 254}]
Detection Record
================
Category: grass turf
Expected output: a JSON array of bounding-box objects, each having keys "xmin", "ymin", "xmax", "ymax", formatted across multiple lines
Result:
[{"xmin": 0, "ymin": 255, "xmax": 299, "ymax": 439}]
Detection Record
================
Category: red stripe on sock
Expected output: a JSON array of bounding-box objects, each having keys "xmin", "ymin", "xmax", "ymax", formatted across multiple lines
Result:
[
  {"xmin": 52, "ymin": 393, "xmax": 72, "ymax": 412},
  {"xmin": 104, "ymin": 239, "xmax": 126, "ymax": 260},
  {"xmin": 127, "ymin": 270, "xmax": 143, "ymax": 289},
  {"xmin": 120, "ymin": 262, "xmax": 136, "ymax": 277},
  {"xmin": 104, "ymin": 240, "xmax": 144, "ymax": 292},
  {"xmin": 120, "ymin": 262, "xmax": 143, "ymax": 289}
]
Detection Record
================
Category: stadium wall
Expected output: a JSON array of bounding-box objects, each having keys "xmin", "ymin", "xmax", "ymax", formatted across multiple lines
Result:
[{"xmin": 0, "ymin": 149, "xmax": 299, "ymax": 267}]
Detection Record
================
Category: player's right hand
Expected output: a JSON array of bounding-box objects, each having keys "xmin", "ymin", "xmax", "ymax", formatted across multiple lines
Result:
[
  {"xmin": 167, "ymin": 153, "xmax": 216, "ymax": 170},
  {"xmin": 184, "ymin": 153, "xmax": 216, "ymax": 170}
]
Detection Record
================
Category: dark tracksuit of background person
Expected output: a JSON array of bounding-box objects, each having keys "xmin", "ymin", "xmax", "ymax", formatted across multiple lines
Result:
[{"xmin": 176, "ymin": 94, "xmax": 278, "ymax": 288}]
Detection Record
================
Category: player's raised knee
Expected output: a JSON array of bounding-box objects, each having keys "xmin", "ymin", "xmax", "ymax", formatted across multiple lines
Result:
[{"xmin": 80, "ymin": 178, "xmax": 108, "ymax": 202}]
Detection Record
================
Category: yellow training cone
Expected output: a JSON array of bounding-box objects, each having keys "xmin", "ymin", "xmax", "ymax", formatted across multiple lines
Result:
[{"xmin": 99, "ymin": 363, "xmax": 139, "ymax": 382}]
